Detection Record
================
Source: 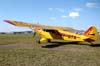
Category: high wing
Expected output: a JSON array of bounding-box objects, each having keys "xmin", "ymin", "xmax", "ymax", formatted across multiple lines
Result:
[
  {"xmin": 4, "ymin": 20, "xmax": 76, "ymax": 32},
  {"xmin": 4, "ymin": 20, "xmax": 42, "ymax": 28}
]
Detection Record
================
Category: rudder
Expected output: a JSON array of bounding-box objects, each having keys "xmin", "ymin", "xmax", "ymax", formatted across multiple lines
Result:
[{"xmin": 84, "ymin": 26, "xmax": 98, "ymax": 42}]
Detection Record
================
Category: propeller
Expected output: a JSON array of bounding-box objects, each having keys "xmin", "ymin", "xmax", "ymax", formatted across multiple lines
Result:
[
  {"xmin": 32, "ymin": 31, "xmax": 36, "ymax": 38},
  {"xmin": 30, "ymin": 28, "xmax": 37, "ymax": 38}
]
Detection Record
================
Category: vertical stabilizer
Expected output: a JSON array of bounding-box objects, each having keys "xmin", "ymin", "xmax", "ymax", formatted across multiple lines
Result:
[{"xmin": 84, "ymin": 26, "xmax": 98, "ymax": 42}]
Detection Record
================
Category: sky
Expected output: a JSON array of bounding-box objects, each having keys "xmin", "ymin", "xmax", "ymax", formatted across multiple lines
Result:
[{"xmin": 0, "ymin": 0, "xmax": 100, "ymax": 32}]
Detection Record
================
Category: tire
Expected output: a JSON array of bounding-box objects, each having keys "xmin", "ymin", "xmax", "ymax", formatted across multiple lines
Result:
[
  {"xmin": 38, "ymin": 40, "xmax": 41, "ymax": 44},
  {"xmin": 47, "ymin": 39, "xmax": 51, "ymax": 43}
]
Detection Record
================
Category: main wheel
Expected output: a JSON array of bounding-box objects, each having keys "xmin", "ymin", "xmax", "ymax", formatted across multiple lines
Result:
[
  {"xmin": 38, "ymin": 40, "xmax": 41, "ymax": 44},
  {"xmin": 47, "ymin": 39, "xmax": 51, "ymax": 43}
]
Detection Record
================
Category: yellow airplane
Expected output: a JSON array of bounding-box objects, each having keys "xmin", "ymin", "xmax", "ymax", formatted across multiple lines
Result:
[{"xmin": 4, "ymin": 20, "xmax": 98, "ymax": 44}]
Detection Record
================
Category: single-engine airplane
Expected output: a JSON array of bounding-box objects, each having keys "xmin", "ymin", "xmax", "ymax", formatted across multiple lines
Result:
[{"xmin": 4, "ymin": 20, "xmax": 98, "ymax": 44}]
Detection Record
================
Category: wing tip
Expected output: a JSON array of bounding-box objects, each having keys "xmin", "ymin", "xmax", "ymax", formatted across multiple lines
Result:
[
  {"xmin": 3, "ymin": 20, "xmax": 15, "ymax": 25},
  {"xmin": 4, "ymin": 20, "xmax": 11, "ymax": 23}
]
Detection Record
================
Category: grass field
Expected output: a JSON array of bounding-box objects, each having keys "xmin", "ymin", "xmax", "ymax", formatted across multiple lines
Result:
[
  {"xmin": 0, "ymin": 34, "xmax": 36, "ymax": 45},
  {"xmin": 0, "ymin": 34, "xmax": 100, "ymax": 66}
]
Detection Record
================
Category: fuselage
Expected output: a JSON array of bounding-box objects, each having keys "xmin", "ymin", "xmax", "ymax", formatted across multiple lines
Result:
[{"xmin": 35, "ymin": 29, "xmax": 89, "ymax": 42}]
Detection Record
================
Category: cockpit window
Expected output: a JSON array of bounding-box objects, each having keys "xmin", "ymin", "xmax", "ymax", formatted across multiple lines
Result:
[{"xmin": 43, "ymin": 29, "xmax": 57, "ymax": 33}]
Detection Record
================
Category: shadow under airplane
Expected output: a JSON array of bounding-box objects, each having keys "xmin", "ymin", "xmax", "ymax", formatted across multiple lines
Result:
[{"xmin": 42, "ymin": 41, "xmax": 100, "ymax": 48}]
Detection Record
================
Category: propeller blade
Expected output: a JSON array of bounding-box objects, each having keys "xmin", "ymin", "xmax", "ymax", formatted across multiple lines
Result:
[{"xmin": 32, "ymin": 31, "xmax": 36, "ymax": 38}]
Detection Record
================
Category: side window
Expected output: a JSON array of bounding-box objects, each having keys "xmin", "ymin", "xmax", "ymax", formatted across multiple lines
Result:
[
  {"xmin": 42, "ymin": 29, "xmax": 58, "ymax": 34},
  {"xmin": 50, "ymin": 30, "xmax": 56, "ymax": 33}
]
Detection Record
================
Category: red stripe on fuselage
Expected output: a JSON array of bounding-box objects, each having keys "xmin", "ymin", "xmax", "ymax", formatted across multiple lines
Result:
[
  {"xmin": 84, "ymin": 26, "xmax": 93, "ymax": 35},
  {"xmin": 59, "ymin": 32, "xmax": 80, "ymax": 39}
]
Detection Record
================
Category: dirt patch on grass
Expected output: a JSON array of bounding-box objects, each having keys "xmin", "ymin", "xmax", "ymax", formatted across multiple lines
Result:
[
  {"xmin": 0, "ymin": 44, "xmax": 35, "ymax": 49},
  {"xmin": 0, "ymin": 43, "xmax": 96, "ymax": 53}
]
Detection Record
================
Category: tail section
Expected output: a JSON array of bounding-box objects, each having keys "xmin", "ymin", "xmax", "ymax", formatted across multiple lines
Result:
[{"xmin": 84, "ymin": 26, "xmax": 98, "ymax": 42}]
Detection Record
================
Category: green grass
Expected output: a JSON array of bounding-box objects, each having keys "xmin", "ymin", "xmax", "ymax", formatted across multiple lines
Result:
[
  {"xmin": 0, "ymin": 34, "xmax": 38, "ymax": 45},
  {"xmin": 0, "ymin": 48, "xmax": 100, "ymax": 66},
  {"xmin": 0, "ymin": 34, "xmax": 100, "ymax": 66}
]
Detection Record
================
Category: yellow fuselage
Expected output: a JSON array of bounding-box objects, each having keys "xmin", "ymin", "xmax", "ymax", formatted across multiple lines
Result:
[{"xmin": 35, "ymin": 29, "xmax": 88, "ymax": 42}]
